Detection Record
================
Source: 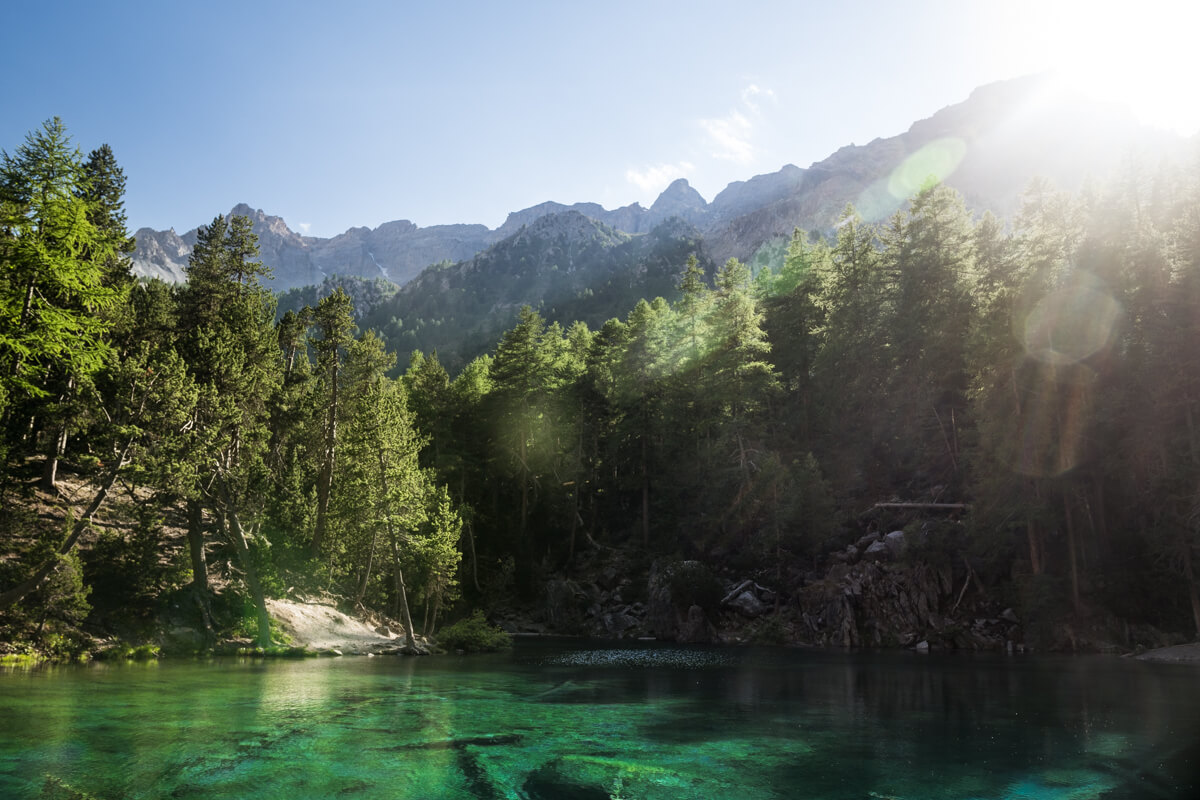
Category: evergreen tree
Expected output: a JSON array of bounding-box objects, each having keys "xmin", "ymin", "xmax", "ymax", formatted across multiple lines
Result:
[
  {"xmin": 310, "ymin": 287, "xmax": 356, "ymax": 560},
  {"xmin": 0, "ymin": 119, "xmax": 128, "ymax": 473},
  {"xmin": 884, "ymin": 183, "xmax": 975, "ymax": 492},
  {"xmin": 176, "ymin": 214, "xmax": 282, "ymax": 647},
  {"xmin": 812, "ymin": 206, "xmax": 890, "ymax": 499}
]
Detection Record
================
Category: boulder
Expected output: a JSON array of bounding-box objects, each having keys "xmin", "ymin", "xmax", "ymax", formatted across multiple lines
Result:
[
  {"xmin": 884, "ymin": 530, "xmax": 907, "ymax": 559},
  {"xmin": 856, "ymin": 532, "xmax": 881, "ymax": 549},
  {"xmin": 730, "ymin": 590, "xmax": 766, "ymax": 618},
  {"xmin": 601, "ymin": 612, "xmax": 638, "ymax": 637},
  {"xmin": 864, "ymin": 540, "xmax": 891, "ymax": 561},
  {"xmin": 544, "ymin": 578, "xmax": 590, "ymax": 631}
]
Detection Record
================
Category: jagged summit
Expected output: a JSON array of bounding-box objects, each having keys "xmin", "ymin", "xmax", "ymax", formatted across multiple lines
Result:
[{"xmin": 131, "ymin": 74, "xmax": 1184, "ymax": 291}]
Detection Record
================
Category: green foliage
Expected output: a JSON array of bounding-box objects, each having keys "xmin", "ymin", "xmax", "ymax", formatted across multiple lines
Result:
[
  {"xmin": 748, "ymin": 614, "xmax": 787, "ymax": 645},
  {"xmin": 0, "ymin": 119, "xmax": 129, "ymax": 404},
  {"xmin": 9, "ymin": 111, "xmax": 1200, "ymax": 652},
  {"xmin": 358, "ymin": 217, "xmax": 709, "ymax": 371},
  {"xmin": 84, "ymin": 509, "xmax": 186, "ymax": 609},
  {"xmin": 435, "ymin": 610, "xmax": 512, "ymax": 652},
  {"xmin": 667, "ymin": 561, "xmax": 723, "ymax": 612},
  {"xmin": 94, "ymin": 642, "xmax": 160, "ymax": 661}
]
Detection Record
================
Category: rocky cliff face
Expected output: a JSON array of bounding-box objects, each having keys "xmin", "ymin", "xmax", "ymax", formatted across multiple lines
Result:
[
  {"xmin": 130, "ymin": 226, "xmax": 191, "ymax": 283},
  {"xmin": 700, "ymin": 75, "xmax": 1177, "ymax": 264},
  {"xmin": 131, "ymin": 206, "xmax": 494, "ymax": 290},
  {"xmin": 132, "ymin": 75, "xmax": 1181, "ymax": 291}
]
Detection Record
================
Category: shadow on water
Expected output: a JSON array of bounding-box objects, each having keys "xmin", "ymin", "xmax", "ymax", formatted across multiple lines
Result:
[{"xmin": 2, "ymin": 644, "xmax": 1200, "ymax": 799}]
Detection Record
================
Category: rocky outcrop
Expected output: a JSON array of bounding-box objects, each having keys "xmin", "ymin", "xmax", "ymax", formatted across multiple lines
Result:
[
  {"xmin": 702, "ymin": 75, "xmax": 1177, "ymax": 265},
  {"xmin": 130, "ymin": 227, "xmax": 191, "ymax": 283},
  {"xmin": 133, "ymin": 76, "xmax": 1181, "ymax": 300},
  {"xmin": 131, "ymin": 205, "xmax": 493, "ymax": 291},
  {"xmin": 648, "ymin": 178, "xmax": 709, "ymax": 226},
  {"xmin": 793, "ymin": 562, "xmax": 1021, "ymax": 651}
]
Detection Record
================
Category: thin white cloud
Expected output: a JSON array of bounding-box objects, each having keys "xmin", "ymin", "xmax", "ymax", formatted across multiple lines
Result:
[
  {"xmin": 296, "ymin": 222, "xmax": 312, "ymax": 234},
  {"xmin": 625, "ymin": 161, "xmax": 695, "ymax": 197},
  {"xmin": 740, "ymin": 83, "xmax": 776, "ymax": 112},
  {"xmin": 699, "ymin": 83, "xmax": 775, "ymax": 164},
  {"xmin": 700, "ymin": 111, "xmax": 755, "ymax": 163}
]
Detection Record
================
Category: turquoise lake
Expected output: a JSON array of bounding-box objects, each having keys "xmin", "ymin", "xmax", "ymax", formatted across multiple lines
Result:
[{"xmin": 1, "ymin": 641, "xmax": 1197, "ymax": 799}]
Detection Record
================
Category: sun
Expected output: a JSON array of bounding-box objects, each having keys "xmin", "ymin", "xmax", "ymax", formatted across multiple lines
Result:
[{"xmin": 993, "ymin": 0, "xmax": 1200, "ymax": 136}]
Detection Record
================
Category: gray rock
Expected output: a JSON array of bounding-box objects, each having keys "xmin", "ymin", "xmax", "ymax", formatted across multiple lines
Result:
[
  {"xmin": 730, "ymin": 590, "xmax": 766, "ymax": 618},
  {"xmin": 1001, "ymin": 607, "xmax": 1019, "ymax": 624},
  {"xmin": 914, "ymin": 640, "xmax": 930, "ymax": 652},
  {"xmin": 544, "ymin": 578, "xmax": 589, "ymax": 630},
  {"xmin": 856, "ymin": 532, "xmax": 881, "ymax": 549},
  {"xmin": 884, "ymin": 530, "xmax": 907, "ymax": 559},
  {"xmin": 602, "ymin": 612, "xmax": 638, "ymax": 637},
  {"xmin": 864, "ymin": 540, "xmax": 891, "ymax": 561}
]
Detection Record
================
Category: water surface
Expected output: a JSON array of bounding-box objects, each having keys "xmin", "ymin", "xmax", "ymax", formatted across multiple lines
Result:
[{"xmin": 2, "ymin": 641, "xmax": 1197, "ymax": 798}]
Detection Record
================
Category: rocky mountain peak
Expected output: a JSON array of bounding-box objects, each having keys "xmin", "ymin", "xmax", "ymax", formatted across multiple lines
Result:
[
  {"xmin": 519, "ymin": 210, "xmax": 623, "ymax": 244},
  {"xmin": 650, "ymin": 179, "xmax": 708, "ymax": 223}
]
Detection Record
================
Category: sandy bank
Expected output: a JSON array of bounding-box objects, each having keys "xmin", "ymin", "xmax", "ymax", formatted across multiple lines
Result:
[
  {"xmin": 1134, "ymin": 643, "xmax": 1200, "ymax": 663},
  {"xmin": 266, "ymin": 598, "xmax": 409, "ymax": 655}
]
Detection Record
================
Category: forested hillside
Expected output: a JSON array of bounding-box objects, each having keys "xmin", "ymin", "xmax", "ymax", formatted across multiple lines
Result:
[{"xmin": 4, "ymin": 118, "xmax": 1200, "ymax": 660}]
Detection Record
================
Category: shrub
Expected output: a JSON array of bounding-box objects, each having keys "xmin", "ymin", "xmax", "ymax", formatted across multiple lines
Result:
[
  {"xmin": 436, "ymin": 610, "xmax": 511, "ymax": 653},
  {"xmin": 667, "ymin": 561, "xmax": 723, "ymax": 612}
]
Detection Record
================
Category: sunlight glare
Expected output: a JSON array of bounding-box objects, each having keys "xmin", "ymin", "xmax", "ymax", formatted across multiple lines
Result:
[
  {"xmin": 887, "ymin": 137, "xmax": 968, "ymax": 200},
  {"xmin": 1014, "ymin": 0, "xmax": 1200, "ymax": 135}
]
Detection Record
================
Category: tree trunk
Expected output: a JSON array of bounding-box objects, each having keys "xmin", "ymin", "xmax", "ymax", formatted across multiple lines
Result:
[
  {"xmin": 519, "ymin": 417, "xmax": 529, "ymax": 539},
  {"xmin": 220, "ymin": 487, "xmax": 272, "ymax": 649},
  {"xmin": 187, "ymin": 498, "xmax": 208, "ymax": 593},
  {"xmin": 1182, "ymin": 535, "xmax": 1200, "ymax": 638},
  {"xmin": 377, "ymin": 448, "xmax": 418, "ymax": 650},
  {"xmin": 1064, "ymin": 493, "xmax": 1082, "ymax": 616},
  {"xmin": 354, "ymin": 526, "xmax": 379, "ymax": 607},
  {"xmin": 312, "ymin": 361, "xmax": 340, "ymax": 559},
  {"xmin": 41, "ymin": 423, "xmax": 68, "ymax": 492},
  {"xmin": 0, "ymin": 435, "xmax": 133, "ymax": 610},
  {"xmin": 41, "ymin": 375, "xmax": 76, "ymax": 492},
  {"xmin": 641, "ymin": 434, "xmax": 649, "ymax": 548},
  {"xmin": 389, "ymin": 536, "xmax": 416, "ymax": 650},
  {"xmin": 429, "ymin": 590, "xmax": 441, "ymax": 636},
  {"xmin": 466, "ymin": 519, "xmax": 481, "ymax": 592},
  {"xmin": 1027, "ymin": 518, "xmax": 1043, "ymax": 576}
]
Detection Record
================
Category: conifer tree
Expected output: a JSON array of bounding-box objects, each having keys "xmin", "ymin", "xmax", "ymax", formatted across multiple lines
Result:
[{"xmin": 310, "ymin": 287, "xmax": 356, "ymax": 560}]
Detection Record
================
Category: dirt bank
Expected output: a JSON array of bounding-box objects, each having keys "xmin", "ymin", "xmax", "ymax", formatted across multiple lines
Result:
[
  {"xmin": 266, "ymin": 598, "xmax": 410, "ymax": 654},
  {"xmin": 1135, "ymin": 643, "xmax": 1200, "ymax": 663}
]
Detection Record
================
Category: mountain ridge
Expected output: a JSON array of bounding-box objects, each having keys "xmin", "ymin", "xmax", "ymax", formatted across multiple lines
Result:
[{"xmin": 130, "ymin": 74, "xmax": 1185, "ymax": 291}]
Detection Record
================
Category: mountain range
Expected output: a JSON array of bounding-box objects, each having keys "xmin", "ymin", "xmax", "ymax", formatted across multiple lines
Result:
[{"xmin": 132, "ymin": 74, "xmax": 1187, "ymax": 296}]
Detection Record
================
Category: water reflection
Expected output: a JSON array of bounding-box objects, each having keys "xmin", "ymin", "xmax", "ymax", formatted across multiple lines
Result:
[{"xmin": 1, "ymin": 646, "xmax": 1198, "ymax": 799}]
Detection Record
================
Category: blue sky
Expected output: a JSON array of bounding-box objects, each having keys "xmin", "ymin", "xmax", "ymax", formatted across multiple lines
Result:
[{"xmin": 3, "ymin": 1, "xmax": 1195, "ymax": 238}]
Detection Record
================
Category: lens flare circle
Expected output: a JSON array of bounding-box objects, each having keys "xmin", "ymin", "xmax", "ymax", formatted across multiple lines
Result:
[
  {"xmin": 887, "ymin": 137, "xmax": 968, "ymax": 200},
  {"xmin": 1022, "ymin": 278, "xmax": 1121, "ymax": 365}
]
